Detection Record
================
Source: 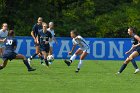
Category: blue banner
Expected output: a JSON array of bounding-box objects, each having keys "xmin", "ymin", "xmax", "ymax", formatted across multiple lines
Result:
[{"xmin": 15, "ymin": 36, "xmax": 137, "ymax": 60}]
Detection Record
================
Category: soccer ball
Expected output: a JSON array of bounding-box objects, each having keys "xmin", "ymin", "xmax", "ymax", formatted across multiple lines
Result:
[{"xmin": 47, "ymin": 55, "xmax": 54, "ymax": 62}]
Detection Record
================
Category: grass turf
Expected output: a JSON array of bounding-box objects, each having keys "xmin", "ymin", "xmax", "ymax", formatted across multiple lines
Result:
[{"xmin": 0, "ymin": 59, "xmax": 140, "ymax": 93}]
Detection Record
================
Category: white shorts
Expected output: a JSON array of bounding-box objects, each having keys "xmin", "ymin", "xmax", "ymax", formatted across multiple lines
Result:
[
  {"xmin": 0, "ymin": 43, "xmax": 5, "ymax": 48},
  {"xmin": 49, "ymin": 41, "xmax": 55, "ymax": 47},
  {"xmin": 78, "ymin": 48, "xmax": 90, "ymax": 53}
]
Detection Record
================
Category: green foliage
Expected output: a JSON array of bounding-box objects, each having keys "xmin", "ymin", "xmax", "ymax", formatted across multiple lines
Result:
[{"xmin": 0, "ymin": 0, "xmax": 140, "ymax": 37}]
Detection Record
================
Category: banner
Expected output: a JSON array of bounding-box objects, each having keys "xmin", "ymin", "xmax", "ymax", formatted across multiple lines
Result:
[{"xmin": 15, "ymin": 36, "xmax": 136, "ymax": 60}]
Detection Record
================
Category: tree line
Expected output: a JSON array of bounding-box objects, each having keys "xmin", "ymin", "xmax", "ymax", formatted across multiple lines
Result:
[{"xmin": 0, "ymin": 0, "xmax": 140, "ymax": 38}]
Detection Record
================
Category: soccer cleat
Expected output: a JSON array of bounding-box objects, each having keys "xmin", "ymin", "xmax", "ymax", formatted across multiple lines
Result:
[
  {"xmin": 49, "ymin": 62, "xmax": 53, "ymax": 65},
  {"xmin": 28, "ymin": 68, "xmax": 36, "ymax": 72},
  {"xmin": 41, "ymin": 62, "xmax": 46, "ymax": 66},
  {"xmin": 75, "ymin": 68, "xmax": 80, "ymax": 73},
  {"xmin": 64, "ymin": 60, "xmax": 71, "ymax": 66},
  {"xmin": 134, "ymin": 69, "xmax": 140, "ymax": 74},
  {"xmin": 45, "ymin": 61, "xmax": 49, "ymax": 67},
  {"xmin": 116, "ymin": 72, "xmax": 120, "ymax": 75},
  {"xmin": 27, "ymin": 58, "xmax": 31, "ymax": 65}
]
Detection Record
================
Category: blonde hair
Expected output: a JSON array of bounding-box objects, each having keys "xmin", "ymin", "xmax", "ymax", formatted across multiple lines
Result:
[
  {"xmin": 42, "ymin": 22, "xmax": 47, "ymax": 27},
  {"xmin": 2, "ymin": 23, "xmax": 8, "ymax": 27}
]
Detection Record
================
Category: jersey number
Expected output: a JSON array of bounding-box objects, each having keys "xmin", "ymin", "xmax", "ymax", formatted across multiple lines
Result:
[{"xmin": 6, "ymin": 40, "xmax": 13, "ymax": 45}]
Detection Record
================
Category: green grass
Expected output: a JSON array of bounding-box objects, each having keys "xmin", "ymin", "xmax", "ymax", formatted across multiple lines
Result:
[{"xmin": 0, "ymin": 59, "xmax": 140, "ymax": 93}]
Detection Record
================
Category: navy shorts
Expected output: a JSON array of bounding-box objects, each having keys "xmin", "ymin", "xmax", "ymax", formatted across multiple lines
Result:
[
  {"xmin": 2, "ymin": 52, "xmax": 17, "ymax": 61},
  {"xmin": 40, "ymin": 44, "xmax": 50, "ymax": 53}
]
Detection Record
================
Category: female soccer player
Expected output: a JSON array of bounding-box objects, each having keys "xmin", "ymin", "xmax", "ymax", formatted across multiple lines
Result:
[
  {"xmin": 0, "ymin": 23, "xmax": 8, "ymax": 57},
  {"xmin": 47, "ymin": 22, "xmax": 58, "ymax": 55},
  {"xmin": 28, "ymin": 17, "xmax": 44, "ymax": 64},
  {"xmin": 64, "ymin": 30, "xmax": 90, "ymax": 73},
  {"xmin": 117, "ymin": 27, "xmax": 140, "ymax": 74},
  {"xmin": 0, "ymin": 30, "xmax": 36, "ymax": 71},
  {"xmin": 37, "ymin": 23, "xmax": 52, "ymax": 66}
]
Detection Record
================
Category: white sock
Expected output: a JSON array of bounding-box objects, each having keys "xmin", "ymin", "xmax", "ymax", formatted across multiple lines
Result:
[
  {"xmin": 70, "ymin": 54, "xmax": 77, "ymax": 62},
  {"xmin": 78, "ymin": 60, "xmax": 83, "ymax": 69}
]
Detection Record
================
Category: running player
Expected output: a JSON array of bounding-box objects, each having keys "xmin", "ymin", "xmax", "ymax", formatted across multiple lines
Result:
[
  {"xmin": 37, "ymin": 23, "xmax": 52, "ymax": 66},
  {"xmin": 28, "ymin": 17, "xmax": 44, "ymax": 64},
  {"xmin": 47, "ymin": 22, "xmax": 58, "ymax": 64},
  {"xmin": 0, "ymin": 30, "xmax": 36, "ymax": 71},
  {"xmin": 0, "ymin": 23, "xmax": 8, "ymax": 57},
  {"xmin": 117, "ymin": 27, "xmax": 140, "ymax": 74},
  {"xmin": 64, "ymin": 30, "xmax": 90, "ymax": 73}
]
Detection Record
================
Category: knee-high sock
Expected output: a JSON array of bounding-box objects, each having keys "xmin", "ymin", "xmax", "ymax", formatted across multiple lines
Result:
[
  {"xmin": 23, "ymin": 60, "xmax": 32, "ymax": 69},
  {"xmin": 131, "ymin": 59, "xmax": 138, "ymax": 69},
  {"xmin": 77, "ymin": 60, "xmax": 83, "ymax": 69},
  {"xmin": 119, "ymin": 64, "xmax": 127, "ymax": 73},
  {"xmin": 70, "ymin": 54, "xmax": 77, "ymax": 62},
  {"xmin": 30, "ymin": 53, "xmax": 38, "ymax": 60}
]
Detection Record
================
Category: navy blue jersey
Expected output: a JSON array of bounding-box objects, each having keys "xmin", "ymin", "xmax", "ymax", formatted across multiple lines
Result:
[
  {"xmin": 131, "ymin": 34, "xmax": 138, "ymax": 45},
  {"xmin": 4, "ymin": 37, "xmax": 17, "ymax": 53},
  {"xmin": 32, "ymin": 24, "xmax": 42, "ymax": 37},
  {"xmin": 38, "ymin": 30, "xmax": 52, "ymax": 46}
]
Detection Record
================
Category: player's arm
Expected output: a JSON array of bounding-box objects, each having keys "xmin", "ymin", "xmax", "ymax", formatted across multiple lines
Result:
[
  {"xmin": 31, "ymin": 31, "xmax": 36, "ymax": 43},
  {"xmin": 125, "ymin": 45, "xmax": 134, "ymax": 54},
  {"xmin": 69, "ymin": 44, "xmax": 76, "ymax": 55},
  {"xmin": 36, "ymin": 35, "xmax": 39, "ymax": 44},
  {"xmin": 14, "ymin": 39, "xmax": 17, "ymax": 50},
  {"xmin": 0, "ymin": 38, "xmax": 6, "ymax": 42}
]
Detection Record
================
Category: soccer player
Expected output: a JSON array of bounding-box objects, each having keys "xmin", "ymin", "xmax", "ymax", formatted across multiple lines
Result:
[
  {"xmin": 0, "ymin": 30, "xmax": 36, "ymax": 71},
  {"xmin": 47, "ymin": 22, "xmax": 58, "ymax": 55},
  {"xmin": 37, "ymin": 23, "xmax": 52, "ymax": 66},
  {"xmin": 64, "ymin": 30, "xmax": 90, "ymax": 73},
  {"xmin": 117, "ymin": 27, "xmax": 140, "ymax": 74},
  {"xmin": 28, "ymin": 17, "xmax": 44, "ymax": 64},
  {"xmin": 0, "ymin": 23, "xmax": 8, "ymax": 57},
  {"xmin": 47, "ymin": 22, "xmax": 58, "ymax": 64}
]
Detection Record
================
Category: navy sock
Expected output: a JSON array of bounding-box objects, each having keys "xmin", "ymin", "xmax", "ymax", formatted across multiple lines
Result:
[
  {"xmin": 23, "ymin": 60, "xmax": 32, "ymax": 70},
  {"xmin": 44, "ymin": 59, "xmax": 49, "ymax": 66},
  {"xmin": 31, "ymin": 53, "xmax": 38, "ymax": 59},
  {"xmin": 40, "ymin": 56, "xmax": 43, "ymax": 63},
  {"xmin": 131, "ymin": 59, "xmax": 138, "ymax": 69},
  {"xmin": 119, "ymin": 64, "xmax": 127, "ymax": 73}
]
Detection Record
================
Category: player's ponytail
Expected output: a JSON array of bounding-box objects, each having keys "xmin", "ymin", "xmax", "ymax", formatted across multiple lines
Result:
[{"xmin": 129, "ymin": 27, "xmax": 136, "ymax": 33}]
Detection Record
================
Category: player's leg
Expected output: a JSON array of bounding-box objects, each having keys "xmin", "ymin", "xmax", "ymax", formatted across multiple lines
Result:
[
  {"xmin": 0, "ymin": 47, "xmax": 3, "ymax": 57},
  {"xmin": 41, "ymin": 51, "xmax": 49, "ymax": 66},
  {"xmin": 117, "ymin": 51, "xmax": 139, "ymax": 74},
  {"xmin": 131, "ymin": 58, "xmax": 139, "ymax": 74},
  {"xmin": 64, "ymin": 48, "xmax": 83, "ymax": 66},
  {"xmin": 28, "ymin": 45, "xmax": 40, "ymax": 61},
  {"xmin": 0, "ymin": 59, "xmax": 8, "ymax": 70},
  {"xmin": 75, "ymin": 51, "xmax": 88, "ymax": 73},
  {"xmin": 16, "ymin": 54, "xmax": 36, "ymax": 71},
  {"xmin": 38, "ymin": 53, "xmax": 44, "ymax": 65}
]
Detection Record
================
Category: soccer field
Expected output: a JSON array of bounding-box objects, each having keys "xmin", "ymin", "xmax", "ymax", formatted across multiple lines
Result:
[{"xmin": 0, "ymin": 59, "xmax": 140, "ymax": 93}]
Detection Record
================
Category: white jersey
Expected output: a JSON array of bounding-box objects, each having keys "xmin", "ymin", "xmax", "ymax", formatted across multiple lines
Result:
[
  {"xmin": 47, "ymin": 28, "xmax": 55, "ymax": 38},
  {"xmin": 72, "ymin": 35, "xmax": 89, "ymax": 50},
  {"xmin": 0, "ymin": 29, "xmax": 8, "ymax": 44}
]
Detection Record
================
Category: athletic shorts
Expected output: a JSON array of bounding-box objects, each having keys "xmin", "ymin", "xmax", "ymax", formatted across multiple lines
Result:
[
  {"xmin": 40, "ymin": 44, "xmax": 50, "ymax": 53},
  {"xmin": 78, "ymin": 48, "xmax": 90, "ymax": 54},
  {"xmin": 0, "ymin": 43, "xmax": 5, "ymax": 48},
  {"xmin": 49, "ymin": 41, "xmax": 55, "ymax": 47},
  {"xmin": 2, "ymin": 52, "xmax": 17, "ymax": 61}
]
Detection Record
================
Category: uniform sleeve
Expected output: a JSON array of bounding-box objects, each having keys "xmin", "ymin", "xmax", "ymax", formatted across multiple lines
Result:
[
  {"xmin": 72, "ymin": 39, "xmax": 77, "ymax": 45},
  {"xmin": 32, "ymin": 24, "xmax": 36, "ymax": 32}
]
